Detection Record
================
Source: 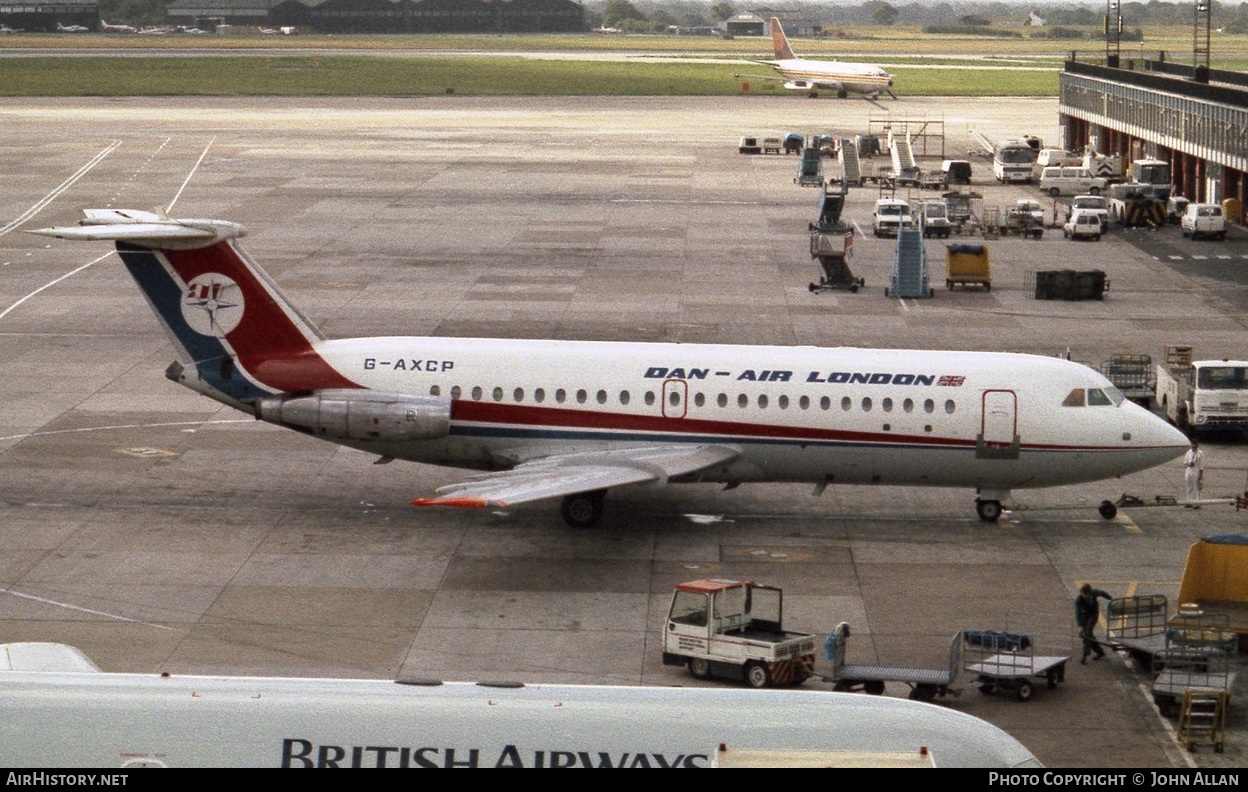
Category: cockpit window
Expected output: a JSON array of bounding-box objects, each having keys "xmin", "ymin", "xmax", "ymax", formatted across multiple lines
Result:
[
  {"xmin": 1087, "ymin": 388, "xmax": 1112, "ymax": 406},
  {"xmin": 1103, "ymin": 385, "xmax": 1125, "ymax": 406},
  {"xmin": 1063, "ymin": 389, "xmax": 1085, "ymax": 407}
]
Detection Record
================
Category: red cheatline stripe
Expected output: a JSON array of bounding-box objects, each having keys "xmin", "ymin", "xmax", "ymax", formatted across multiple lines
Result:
[{"xmin": 411, "ymin": 498, "xmax": 507, "ymax": 509}]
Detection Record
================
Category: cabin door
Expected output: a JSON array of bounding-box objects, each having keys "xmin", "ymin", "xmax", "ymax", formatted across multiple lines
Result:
[{"xmin": 978, "ymin": 389, "xmax": 1020, "ymax": 459}]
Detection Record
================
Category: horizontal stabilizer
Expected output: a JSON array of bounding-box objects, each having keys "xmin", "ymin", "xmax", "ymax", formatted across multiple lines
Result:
[
  {"xmin": 0, "ymin": 642, "xmax": 100, "ymax": 673},
  {"xmin": 29, "ymin": 209, "xmax": 246, "ymax": 250}
]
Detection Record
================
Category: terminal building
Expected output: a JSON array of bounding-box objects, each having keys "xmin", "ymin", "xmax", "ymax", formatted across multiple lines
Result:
[{"xmin": 1059, "ymin": 56, "xmax": 1248, "ymax": 218}]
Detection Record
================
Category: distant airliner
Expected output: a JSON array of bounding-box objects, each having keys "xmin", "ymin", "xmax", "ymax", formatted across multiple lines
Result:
[
  {"xmin": 55, "ymin": 22, "xmax": 89, "ymax": 33},
  {"xmin": 736, "ymin": 17, "xmax": 895, "ymax": 99},
  {"xmin": 31, "ymin": 210, "xmax": 1188, "ymax": 528},
  {"xmin": 0, "ymin": 642, "xmax": 1041, "ymax": 767}
]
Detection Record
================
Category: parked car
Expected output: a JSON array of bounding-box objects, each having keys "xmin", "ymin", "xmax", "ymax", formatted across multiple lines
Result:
[
  {"xmin": 1064, "ymin": 210, "xmax": 1104, "ymax": 241},
  {"xmin": 1071, "ymin": 194, "xmax": 1109, "ymax": 231},
  {"xmin": 1181, "ymin": 203, "xmax": 1227, "ymax": 240},
  {"xmin": 1039, "ymin": 166, "xmax": 1108, "ymax": 197},
  {"xmin": 872, "ymin": 198, "xmax": 912, "ymax": 237}
]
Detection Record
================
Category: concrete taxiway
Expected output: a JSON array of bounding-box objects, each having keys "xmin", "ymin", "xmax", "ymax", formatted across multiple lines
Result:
[{"xmin": 1, "ymin": 95, "xmax": 1246, "ymax": 768}]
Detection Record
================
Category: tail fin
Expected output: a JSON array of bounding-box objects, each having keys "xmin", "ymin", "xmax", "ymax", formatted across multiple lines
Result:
[
  {"xmin": 770, "ymin": 17, "xmax": 795, "ymax": 61},
  {"xmin": 30, "ymin": 210, "xmax": 358, "ymax": 410}
]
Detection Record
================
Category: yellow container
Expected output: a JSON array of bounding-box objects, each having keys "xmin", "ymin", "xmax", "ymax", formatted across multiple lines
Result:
[
  {"xmin": 945, "ymin": 245, "xmax": 990, "ymax": 289},
  {"xmin": 1222, "ymin": 197, "xmax": 1243, "ymax": 224}
]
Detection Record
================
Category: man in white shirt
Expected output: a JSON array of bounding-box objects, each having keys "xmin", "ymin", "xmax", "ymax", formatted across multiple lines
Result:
[{"xmin": 1184, "ymin": 440, "xmax": 1205, "ymax": 507}]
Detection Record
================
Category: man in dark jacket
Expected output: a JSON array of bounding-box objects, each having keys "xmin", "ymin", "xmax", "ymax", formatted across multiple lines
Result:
[{"xmin": 1076, "ymin": 583, "xmax": 1112, "ymax": 663}]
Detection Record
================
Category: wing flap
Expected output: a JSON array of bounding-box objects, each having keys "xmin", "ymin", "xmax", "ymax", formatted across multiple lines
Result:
[
  {"xmin": 0, "ymin": 643, "xmax": 100, "ymax": 673},
  {"xmin": 412, "ymin": 444, "xmax": 739, "ymax": 510}
]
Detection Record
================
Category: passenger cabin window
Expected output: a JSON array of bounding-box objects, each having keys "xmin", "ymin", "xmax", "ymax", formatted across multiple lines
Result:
[{"xmin": 1063, "ymin": 389, "xmax": 1085, "ymax": 407}]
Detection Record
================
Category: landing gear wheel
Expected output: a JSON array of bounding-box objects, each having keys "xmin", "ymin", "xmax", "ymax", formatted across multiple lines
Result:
[
  {"xmin": 1098, "ymin": 500, "xmax": 1118, "ymax": 520},
  {"xmin": 689, "ymin": 657, "xmax": 710, "ymax": 680},
  {"xmin": 745, "ymin": 662, "xmax": 771, "ymax": 689},
  {"xmin": 976, "ymin": 499, "xmax": 1002, "ymax": 522},
  {"xmin": 560, "ymin": 489, "xmax": 606, "ymax": 529},
  {"xmin": 1016, "ymin": 680, "xmax": 1033, "ymax": 701}
]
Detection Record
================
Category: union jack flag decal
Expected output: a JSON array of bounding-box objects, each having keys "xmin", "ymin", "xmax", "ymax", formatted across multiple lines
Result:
[{"xmin": 937, "ymin": 375, "xmax": 965, "ymax": 387}]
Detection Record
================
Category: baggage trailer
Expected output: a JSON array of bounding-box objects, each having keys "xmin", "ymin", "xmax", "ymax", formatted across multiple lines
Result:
[
  {"xmin": 1106, "ymin": 595, "xmax": 1169, "ymax": 672},
  {"xmin": 822, "ymin": 622, "xmax": 961, "ymax": 702},
  {"xmin": 1151, "ymin": 615, "xmax": 1238, "ymax": 719},
  {"xmin": 963, "ymin": 630, "xmax": 1069, "ymax": 702}
]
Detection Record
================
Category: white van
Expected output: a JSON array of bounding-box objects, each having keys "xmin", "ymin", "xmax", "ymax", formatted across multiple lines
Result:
[
  {"xmin": 872, "ymin": 198, "xmax": 912, "ymax": 237},
  {"xmin": 1036, "ymin": 149, "xmax": 1080, "ymax": 170},
  {"xmin": 1181, "ymin": 203, "xmax": 1227, "ymax": 240},
  {"xmin": 1039, "ymin": 167, "xmax": 1107, "ymax": 197}
]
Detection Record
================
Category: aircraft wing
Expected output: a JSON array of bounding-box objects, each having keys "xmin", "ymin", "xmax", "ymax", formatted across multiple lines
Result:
[{"xmin": 411, "ymin": 444, "xmax": 739, "ymax": 511}]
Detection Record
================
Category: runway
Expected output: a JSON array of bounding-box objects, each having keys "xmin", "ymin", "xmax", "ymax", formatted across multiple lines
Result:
[{"xmin": 1, "ymin": 94, "xmax": 1245, "ymax": 768}]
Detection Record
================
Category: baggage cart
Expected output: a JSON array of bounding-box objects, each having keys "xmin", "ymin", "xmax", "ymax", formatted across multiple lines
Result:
[
  {"xmin": 1151, "ymin": 614, "xmax": 1238, "ymax": 718},
  {"xmin": 944, "ymin": 244, "xmax": 990, "ymax": 291},
  {"xmin": 821, "ymin": 622, "xmax": 961, "ymax": 702},
  {"xmin": 963, "ymin": 629, "xmax": 1069, "ymax": 701},
  {"xmin": 1106, "ymin": 595, "xmax": 1169, "ymax": 672}
]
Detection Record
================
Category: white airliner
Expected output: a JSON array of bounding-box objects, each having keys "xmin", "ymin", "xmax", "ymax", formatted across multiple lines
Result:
[
  {"xmin": 31, "ymin": 210, "xmax": 1189, "ymax": 527},
  {"xmin": 736, "ymin": 17, "xmax": 895, "ymax": 99},
  {"xmin": 0, "ymin": 642, "xmax": 1040, "ymax": 767},
  {"xmin": 55, "ymin": 22, "xmax": 89, "ymax": 33}
]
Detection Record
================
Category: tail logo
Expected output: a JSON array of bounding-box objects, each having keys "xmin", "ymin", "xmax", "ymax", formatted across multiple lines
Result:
[{"xmin": 181, "ymin": 273, "xmax": 244, "ymax": 337}]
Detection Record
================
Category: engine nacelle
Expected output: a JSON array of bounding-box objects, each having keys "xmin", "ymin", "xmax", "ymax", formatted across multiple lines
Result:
[{"xmin": 257, "ymin": 389, "xmax": 451, "ymax": 444}]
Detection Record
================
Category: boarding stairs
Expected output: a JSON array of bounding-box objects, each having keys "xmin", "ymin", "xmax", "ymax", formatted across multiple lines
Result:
[
  {"xmin": 890, "ymin": 132, "xmax": 916, "ymax": 175},
  {"xmin": 839, "ymin": 143, "xmax": 862, "ymax": 187},
  {"xmin": 886, "ymin": 225, "xmax": 931, "ymax": 298}
]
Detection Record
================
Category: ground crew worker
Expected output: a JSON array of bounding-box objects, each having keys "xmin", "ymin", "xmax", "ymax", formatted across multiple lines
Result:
[
  {"xmin": 1076, "ymin": 583, "xmax": 1111, "ymax": 664},
  {"xmin": 1184, "ymin": 440, "xmax": 1205, "ymax": 507}
]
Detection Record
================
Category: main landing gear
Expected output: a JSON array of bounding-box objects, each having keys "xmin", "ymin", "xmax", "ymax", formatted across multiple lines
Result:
[
  {"xmin": 560, "ymin": 489, "xmax": 607, "ymax": 529},
  {"xmin": 976, "ymin": 499, "xmax": 1003, "ymax": 522}
]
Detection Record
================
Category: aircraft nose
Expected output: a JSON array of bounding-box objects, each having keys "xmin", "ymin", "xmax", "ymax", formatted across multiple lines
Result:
[{"xmin": 1137, "ymin": 408, "xmax": 1190, "ymax": 461}]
